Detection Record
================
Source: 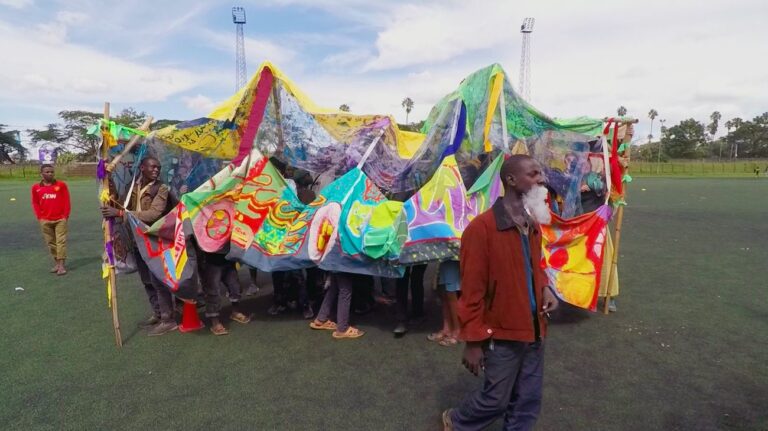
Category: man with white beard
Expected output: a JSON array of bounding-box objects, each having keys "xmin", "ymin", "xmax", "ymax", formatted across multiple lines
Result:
[{"xmin": 443, "ymin": 155, "xmax": 558, "ymax": 431}]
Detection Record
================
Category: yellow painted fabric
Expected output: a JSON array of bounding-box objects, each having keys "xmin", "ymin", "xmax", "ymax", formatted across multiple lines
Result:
[
  {"xmin": 482, "ymin": 71, "xmax": 504, "ymax": 153},
  {"xmin": 154, "ymin": 61, "xmax": 427, "ymax": 160}
]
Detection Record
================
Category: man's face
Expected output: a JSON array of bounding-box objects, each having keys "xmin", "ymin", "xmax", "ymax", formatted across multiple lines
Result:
[
  {"xmin": 506, "ymin": 159, "xmax": 545, "ymax": 195},
  {"xmin": 141, "ymin": 159, "xmax": 161, "ymax": 181},
  {"xmin": 41, "ymin": 167, "xmax": 55, "ymax": 183}
]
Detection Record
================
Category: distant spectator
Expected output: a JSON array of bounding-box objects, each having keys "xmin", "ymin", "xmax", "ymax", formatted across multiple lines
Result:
[{"xmin": 31, "ymin": 164, "xmax": 71, "ymax": 276}]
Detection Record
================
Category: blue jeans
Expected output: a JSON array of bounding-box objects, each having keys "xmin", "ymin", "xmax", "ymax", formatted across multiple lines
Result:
[{"xmin": 451, "ymin": 340, "xmax": 545, "ymax": 431}]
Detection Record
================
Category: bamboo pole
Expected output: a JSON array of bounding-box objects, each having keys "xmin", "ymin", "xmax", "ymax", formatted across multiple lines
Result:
[
  {"xmin": 102, "ymin": 103, "xmax": 123, "ymax": 347},
  {"xmin": 603, "ymin": 122, "xmax": 633, "ymax": 314},
  {"xmin": 106, "ymin": 116, "xmax": 154, "ymax": 172}
]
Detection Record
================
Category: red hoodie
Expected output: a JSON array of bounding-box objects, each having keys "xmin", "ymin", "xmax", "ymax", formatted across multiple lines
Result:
[{"xmin": 31, "ymin": 180, "xmax": 71, "ymax": 221}]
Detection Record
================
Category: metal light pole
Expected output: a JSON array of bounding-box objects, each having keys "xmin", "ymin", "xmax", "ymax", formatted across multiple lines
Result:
[{"xmin": 232, "ymin": 7, "xmax": 247, "ymax": 91}]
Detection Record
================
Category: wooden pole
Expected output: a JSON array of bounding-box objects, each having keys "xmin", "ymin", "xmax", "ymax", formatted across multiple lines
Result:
[
  {"xmin": 603, "ymin": 122, "xmax": 633, "ymax": 314},
  {"xmin": 102, "ymin": 103, "xmax": 123, "ymax": 347},
  {"xmin": 106, "ymin": 116, "xmax": 154, "ymax": 172}
]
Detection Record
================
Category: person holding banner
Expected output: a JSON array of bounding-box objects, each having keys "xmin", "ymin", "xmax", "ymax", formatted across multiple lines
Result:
[{"xmin": 101, "ymin": 156, "xmax": 177, "ymax": 336}]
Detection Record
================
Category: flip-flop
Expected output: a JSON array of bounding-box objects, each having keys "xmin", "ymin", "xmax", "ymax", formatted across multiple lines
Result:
[
  {"xmin": 438, "ymin": 336, "xmax": 458, "ymax": 347},
  {"xmin": 332, "ymin": 326, "xmax": 365, "ymax": 339},
  {"xmin": 427, "ymin": 332, "xmax": 447, "ymax": 342},
  {"xmin": 230, "ymin": 312, "xmax": 251, "ymax": 324},
  {"xmin": 210, "ymin": 324, "xmax": 229, "ymax": 336},
  {"xmin": 309, "ymin": 319, "xmax": 337, "ymax": 330}
]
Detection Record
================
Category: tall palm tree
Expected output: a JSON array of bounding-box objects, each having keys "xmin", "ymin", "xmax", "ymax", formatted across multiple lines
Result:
[
  {"xmin": 339, "ymin": 104, "xmax": 350, "ymax": 112},
  {"xmin": 617, "ymin": 106, "xmax": 627, "ymax": 117},
  {"xmin": 401, "ymin": 97, "xmax": 414, "ymax": 124},
  {"xmin": 648, "ymin": 109, "xmax": 658, "ymax": 144},
  {"xmin": 722, "ymin": 119, "xmax": 733, "ymax": 160},
  {"xmin": 730, "ymin": 117, "xmax": 743, "ymax": 158}
]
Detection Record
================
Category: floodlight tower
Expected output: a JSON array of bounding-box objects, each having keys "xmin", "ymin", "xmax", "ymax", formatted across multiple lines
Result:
[
  {"xmin": 518, "ymin": 17, "xmax": 535, "ymax": 102},
  {"xmin": 232, "ymin": 6, "xmax": 247, "ymax": 91}
]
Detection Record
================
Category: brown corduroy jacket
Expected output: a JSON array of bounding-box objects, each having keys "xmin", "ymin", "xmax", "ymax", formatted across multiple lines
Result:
[{"xmin": 458, "ymin": 199, "xmax": 549, "ymax": 343}]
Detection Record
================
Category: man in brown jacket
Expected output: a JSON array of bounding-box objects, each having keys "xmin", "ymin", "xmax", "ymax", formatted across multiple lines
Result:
[
  {"xmin": 443, "ymin": 155, "xmax": 559, "ymax": 431},
  {"xmin": 101, "ymin": 156, "xmax": 177, "ymax": 336}
]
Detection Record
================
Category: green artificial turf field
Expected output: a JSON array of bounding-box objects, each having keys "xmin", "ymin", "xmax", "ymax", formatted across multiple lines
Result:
[{"xmin": 1, "ymin": 178, "xmax": 766, "ymax": 430}]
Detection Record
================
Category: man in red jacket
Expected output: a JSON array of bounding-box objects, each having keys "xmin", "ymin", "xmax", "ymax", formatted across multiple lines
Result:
[
  {"xmin": 443, "ymin": 155, "xmax": 559, "ymax": 431},
  {"xmin": 31, "ymin": 164, "xmax": 71, "ymax": 275}
]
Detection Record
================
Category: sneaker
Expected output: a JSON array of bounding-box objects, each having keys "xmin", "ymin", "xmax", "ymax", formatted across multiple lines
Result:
[
  {"xmin": 393, "ymin": 322, "xmax": 408, "ymax": 336},
  {"xmin": 244, "ymin": 283, "xmax": 260, "ymax": 296},
  {"xmin": 138, "ymin": 315, "xmax": 161, "ymax": 329},
  {"xmin": 302, "ymin": 305, "xmax": 315, "ymax": 320},
  {"xmin": 608, "ymin": 299, "xmax": 617, "ymax": 313},
  {"xmin": 147, "ymin": 321, "xmax": 178, "ymax": 337}
]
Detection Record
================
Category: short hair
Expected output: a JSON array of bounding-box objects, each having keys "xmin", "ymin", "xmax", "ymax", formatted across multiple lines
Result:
[
  {"xmin": 140, "ymin": 156, "xmax": 160, "ymax": 167},
  {"xmin": 40, "ymin": 164, "xmax": 54, "ymax": 171},
  {"xmin": 500, "ymin": 154, "xmax": 535, "ymax": 179}
]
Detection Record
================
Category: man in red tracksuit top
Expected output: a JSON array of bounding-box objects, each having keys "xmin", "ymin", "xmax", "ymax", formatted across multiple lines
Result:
[
  {"xmin": 443, "ymin": 155, "xmax": 559, "ymax": 431},
  {"xmin": 31, "ymin": 164, "xmax": 71, "ymax": 275}
]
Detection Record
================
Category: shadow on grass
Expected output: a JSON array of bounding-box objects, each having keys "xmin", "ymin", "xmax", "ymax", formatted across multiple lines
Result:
[{"xmin": 66, "ymin": 255, "xmax": 100, "ymax": 271}]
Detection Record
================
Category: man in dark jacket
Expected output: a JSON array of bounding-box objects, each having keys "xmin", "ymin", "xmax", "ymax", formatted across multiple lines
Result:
[{"xmin": 443, "ymin": 155, "xmax": 559, "ymax": 431}]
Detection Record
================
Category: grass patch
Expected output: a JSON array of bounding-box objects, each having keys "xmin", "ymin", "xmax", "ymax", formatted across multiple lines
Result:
[{"xmin": 0, "ymin": 179, "xmax": 766, "ymax": 430}]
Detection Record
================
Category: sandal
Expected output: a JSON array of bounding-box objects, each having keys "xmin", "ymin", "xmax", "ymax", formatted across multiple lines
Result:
[
  {"xmin": 332, "ymin": 326, "xmax": 365, "ymax": 339},
  {"xmin": 438, "ymin": 336, "xmax": 458, "ymax": 347},
  {"xmin": 210, "ymin": 323, "xmax": 229, "ymax": 336},
  {"xmin": 427, "ymin": 332, "xmax": 447, "ymax": 342},
  {"xmin": 230, "ymin": 311, "xmax": 251, "ymax": 324},
  {"xmin": 309, "ymin": 319, "xmax": 337, "ymax": 330}
]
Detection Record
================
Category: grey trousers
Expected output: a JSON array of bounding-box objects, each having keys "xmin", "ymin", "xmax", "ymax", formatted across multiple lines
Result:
[
  {"xmin": 316, "ymin": 273, "xmax": 353, "ymax": 332},
  {"xmin": 451, "ymin": 340, "xmax": 545, "ymax": 431},
  {"xmin": 200, "ymin": 253, "xmax": 242, "ymax": 318},
  {"xmin": 134, "ymin": 248, "xmax": 174, "ymax": 322}
]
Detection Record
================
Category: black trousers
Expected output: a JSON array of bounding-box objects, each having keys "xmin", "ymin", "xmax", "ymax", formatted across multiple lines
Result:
[{"xmin": 396, "ymin": 264, "xmax": 427, "ymax": 322}]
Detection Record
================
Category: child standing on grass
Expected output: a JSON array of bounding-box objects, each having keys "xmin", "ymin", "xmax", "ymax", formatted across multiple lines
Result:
[{"xmin": 31, "ymin": 164, "xmax": 70, "ymax": 276}]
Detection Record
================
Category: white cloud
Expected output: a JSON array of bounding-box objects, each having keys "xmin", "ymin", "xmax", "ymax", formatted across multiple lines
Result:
[
  {"xmin": 182, "ymin": 94, "xmax": 218, "ymax": 114},
  {"xmin": 321, "ymin": 48, "xmax": 373, "ymax": 69},
  {"xmin": 0, "ymin": 19, "xmax": 203, "ymax": 108},
  {"xmin": 197, "ymin": 28, "xmax": 297, "ymax": 72},
  {"xmin": 0, "ymin": 0, "xmax": 32, "ymax": 9}
]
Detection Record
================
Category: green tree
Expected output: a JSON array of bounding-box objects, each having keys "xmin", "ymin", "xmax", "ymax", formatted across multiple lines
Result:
[
  {"xmin": 729, "ymin": 113, "xmax": 768, "ymax": 158},
  {"xmin": 402, "ymin": 97, "xmax": 414, "ymax": 124},
  {"xmin": 151, "ymin": 119, "xmax": 182, "ymax": 131},
  {"xmin": 26, "ymin": 108, "xmax": 147, "ymax": 161},
  {"xmin": 661, "ymin": 118, "xmax": 708, "ymax": 159},
  {"xmin": 338, "ymin": 104, "xmax": 350, "ymax": 112},
  {"xmin": 0, "ymin": 125, "xmax": 27, "ymax": 163}
]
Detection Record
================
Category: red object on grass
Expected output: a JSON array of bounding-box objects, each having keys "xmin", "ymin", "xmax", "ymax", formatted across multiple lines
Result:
[{"xmin": 179, "ymin": 301, "xmax": 204, "ymax": 333}]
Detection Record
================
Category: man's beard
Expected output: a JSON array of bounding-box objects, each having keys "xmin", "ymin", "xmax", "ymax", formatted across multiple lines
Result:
[{"xmin": 523, "ymin": 185, "xmax": 552, "ymax": 225}]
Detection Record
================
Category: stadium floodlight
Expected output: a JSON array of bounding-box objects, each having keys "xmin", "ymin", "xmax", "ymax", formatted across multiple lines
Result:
[
  {"xmin": 232, "ymin": 6, "xmax": 246, "ymax": 24},
  {"xmin": 520, "ymin": 17, "xmax": 535, "ymax": 33}
]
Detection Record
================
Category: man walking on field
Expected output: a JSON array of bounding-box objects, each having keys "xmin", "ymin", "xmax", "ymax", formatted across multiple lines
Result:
[
  {"xmin": 31, "ymin": 164, "xmax": 71, "ymax": 276},
  {"xmin": 443, "ymin": 155, "xmax": 559, "ymax": 431}
]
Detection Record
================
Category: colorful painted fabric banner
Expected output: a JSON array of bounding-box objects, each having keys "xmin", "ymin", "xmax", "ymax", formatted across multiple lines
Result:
[
  {"xmin": 541, "ymin": 205, "xmax": 612, "ymax": 311},
  {"xmin": 399, "ymin": 154, "xmax": 503, "ymax": 265}
]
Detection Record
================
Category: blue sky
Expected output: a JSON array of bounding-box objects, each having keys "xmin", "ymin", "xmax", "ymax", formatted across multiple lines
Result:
[{"xmin": 1, "ymin": 0, "xmax": 766, "ymax": 145}]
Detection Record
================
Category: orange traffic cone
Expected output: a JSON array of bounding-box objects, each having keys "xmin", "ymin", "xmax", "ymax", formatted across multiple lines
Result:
[{"xmin": 179, "ymin": 300, "xmax": 204, "ymax": 333}]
